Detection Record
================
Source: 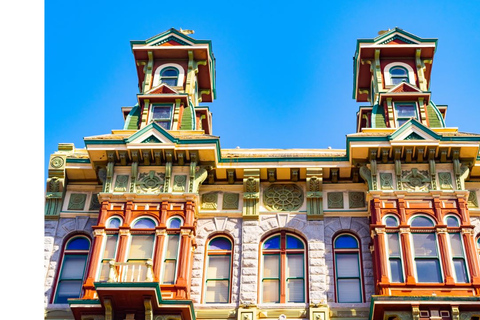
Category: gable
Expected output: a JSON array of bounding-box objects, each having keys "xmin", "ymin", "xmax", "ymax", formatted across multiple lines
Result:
[
  {"xmin": 126, "ymin": 123, "xmax": 177, "ymax": 145},
  {"xmin": 147, "ymin": 83, "xmax": 178, "ymax": 94},
  {"xmin": 379, "ymin": 34, "xmax": 417, "ymax": 45},
  {"xmin": 389, "ymin": 119, "xmax": 441, "ymax": 141},
  {"xmin": 388, "ymin": 82, "xmax": 422, "ymax": 93}
]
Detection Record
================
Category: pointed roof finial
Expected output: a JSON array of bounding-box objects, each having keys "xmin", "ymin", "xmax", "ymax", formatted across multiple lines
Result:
[{"xmin": 179, "ymin": 28, "xmax": 195, "ymax": 35}]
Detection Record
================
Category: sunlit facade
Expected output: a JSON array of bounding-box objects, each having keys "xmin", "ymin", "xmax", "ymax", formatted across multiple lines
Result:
[{"xmin": 44, "ymin": 28, "xmax": 480, "ymax": 320}]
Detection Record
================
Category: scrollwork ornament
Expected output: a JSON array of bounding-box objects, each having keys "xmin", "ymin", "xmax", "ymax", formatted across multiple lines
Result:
[{"xmin": 136, "ymin": 171, "xmax": 165, "ymax": 193}]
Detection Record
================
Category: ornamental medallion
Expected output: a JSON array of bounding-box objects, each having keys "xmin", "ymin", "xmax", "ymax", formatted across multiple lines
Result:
[{"xmin": 263, "ymin": 184, "xmax": 303, "ymax": 211}]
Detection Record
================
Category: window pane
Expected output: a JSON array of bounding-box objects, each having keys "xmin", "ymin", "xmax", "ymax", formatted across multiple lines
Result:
[
  {"xmin": 287, "ymin": 278, "xmax": 304, "ymax": 302},
  {"xmin": 66, "ymin": 238, "xmax": 90, "ymax": 250},
  {"xmin": 287, "ymin": 254, "xmax": 304, "ymax": 278},
  {"xmin": 413, "ymin": 234, "xmax": 438, "ymax": 256},
  {"xmin": 103, "ymin": 235, "xmax": 118, "ymax": 259},
  {"xmin": 205, "ymin": 280, "xmax": 229, "ymax": 303},
  {"xmin": 446, "ymin": 216, "xmax": 460, "ymax": 227},
  {"xmin": 263, "ymin": 255, "xmax": 280, "ymax": 278},
  {"xmin": 208, "ymin": 255, "xmax": 231, "ymax": 279},
  {"xmin": 156, "ymin": 121, "xmax": 171, "ymax": 130},
  {"xmin": 61, "ymin": 255, "xmax": 87, "ymax": 279},
  {"xmin": 286, "ymin": 235, "xmax": 304, "ymax": 249},
  {"xmin": 132, "ymin": 218, "xmax": 156, "ymax": 229},
  {"xmin": 129, "ymin": 235, "xmax": 154, "ymax": 259},
  {"xmin": 387, "ymin": 233, "xmax": 401, "ymax": 256},
  {"xmin": 391, "ymin": 77, "xmax": 408, "ymax": 85},
  {"xmin": 396, "ymin": 104, "xmax": 416, "ymax": 117},
  {"xmin": 337, "ymin": 279, "xmax": 361, "ymax": 303},
  {"xmin": 385, "ymin": 216, "xmax": 398, "ymax": 227},
  {"xmin": 453, "ymin": 259, "xmax": 468, "ymax": 283},
  {"xmin": 161, "ymin": 68, "xmax": 178, "ymax": 77},
  {"xmin": 262, "ymin": 280, "xmax": 279, "ymax": 302},
  {"xmin": 152, "ymin": 106, "xmax": 171, "ymax": 120},
  {"xmin": 98, "ymin": 262, "xmax": 111, "ymax": 282},
  {"xmin": 263, "ymin": 236, "xmax": 280, "ymax": 250},
  {"xmin": 390, "ymin": 67, "xmax": 407, "ymax": 76},
  {"xmin": 166, "ymin": 235, "xmax": 179, "ymax": 259},
  {"xmin": 168, "ymin": 217, "xmax": 182, "ymax": 229},
  {"xmin": 209, "ymin": 237, "xmax": 232, "ymax": 250},
  {"xmin": 416, "ymin": 259, "xmax": 442, "ymax": 282},
  {"xmin": 336, "ymin": 253, "xmax": 360, "ymax": 277},
  {"xmin": 107, "ymin": 218, "xmax": 121, "ymax": 228},
  {"xmin": 161, "ymin": 78, "xmax": 177, "ymax": 86},
  {"xmin": 334, "ymin": 235, "xmax": 358, "ymax": 249},
  {"xmin": 162, "ymin": 260, "xmax": 176, "ymax": 284},
  {"xmin": 55, "ymin": 280, "xmax": 83, "ymax": 303},
  {"xmin": 389, "ymin": 259, "xmax": 403, "ymax": 283},
  {"xmin": 449, "ymin": 233, "xmax": 463, "ymax": 256}
]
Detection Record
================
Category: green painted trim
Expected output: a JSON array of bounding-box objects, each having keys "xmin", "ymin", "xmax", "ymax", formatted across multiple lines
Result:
[
  {"xmin": 388, "ymin": 118, "xmax": 441, "ymax": 140},
  {"xmin": 429, "ymin": 100, "xmax": 446, "ymax": 127},
  {"xmin": 371, "ymin": 295, "xmax": 480, "ymax": 302},
  {"xmin": 68, "ymin": 299, "xmax": 102, "ymax": 305},
  {"xmin": 66, "ymin": 159, "xmax": 91, "ymax": 163},
  {"xmin": 84, "ymin": 140, "xmax": 126, "ymax": 145},
  {"xmin": 218, "ymin": 157, "xmax": 349, "ymax": 163},
  {"xmin": 124, "ymin": 104, "xmax": 141, "ymax": 130}
]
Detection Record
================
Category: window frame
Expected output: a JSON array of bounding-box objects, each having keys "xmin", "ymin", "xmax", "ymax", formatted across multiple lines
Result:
[
  {"xmin": 394, "ymin": 102, "xmax": 419, "ymax": 127},
  {"xmin": 149, "ymin": 103, "xmax": 174, "ymax": 130},
  {"xmin": 383, "ymin": 62, "xmax": 416, "ymax": 87},
  {"xmin": 160, "ymin": 216, "xmax": 183, "ymax": 285},
  {"xmin": 409, "ymin": 215, "xmax": 443, "ymax": 283},
  {"xmin": 389, "ymin": 66, "xmax": 409, "ymax": 85},
  {"xmin": 333, "ymin": 233, "xmax": 364, "ymax": 303},
  {"xmin": 52, "ymin": 235, "xmax": 91, "ymax": 304},
  {"xmin": 260, "ymin": 231, "xmax": 307, "ymax": 304},
  {"xmin": 159, "ymin": 67, "xmax": 179, "ymax": 86},
  {"xmin": 203, "ymin": 235, "xmax": 234, "ymax": 304},
  {"xmin": 152, "ymin": 63, "xmax": 185, "ymax": 88}
]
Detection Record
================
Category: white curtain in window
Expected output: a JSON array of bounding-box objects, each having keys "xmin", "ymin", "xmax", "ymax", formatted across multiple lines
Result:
[
  {"xmin": 336, "ymin": 254, "xmax": 359, "ymax": 277},
  {"xmin": 129, "ymin": 235, "xmax": 154, "ymax": 260},
  {"xmin": 207, "ymin": 256, "xmax": 230, "ymax": 279},
  {"xmin": 337, "ymin": 279, "xmax": 361, "ymax": 302},
  {"xmin": 205, "ymin": 280, "xmax": 229, "ymax": 303}
]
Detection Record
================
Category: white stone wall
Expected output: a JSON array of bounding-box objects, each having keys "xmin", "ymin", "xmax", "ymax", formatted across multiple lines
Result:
[
  {"xmin": 44, "ymin": 217, "xmax": 96, "ymax": 306},
  {"xmin": 472, "ymin": 216, "xmax": 480, "ymax": 237},
  {"xmin": 324, "ymin": 217, "xmax": 373, "ymax": 308}
]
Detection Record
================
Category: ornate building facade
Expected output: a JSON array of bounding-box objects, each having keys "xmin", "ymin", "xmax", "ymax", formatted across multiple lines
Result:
[{"xmin": 44, "ymin": 28, "xmax": 480, "ymax": 320}]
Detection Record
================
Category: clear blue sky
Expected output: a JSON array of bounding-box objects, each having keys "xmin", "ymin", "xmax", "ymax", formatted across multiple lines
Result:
[{"xmin": 45, "ymin": 0, "xmax": 480, "ymax": 178}]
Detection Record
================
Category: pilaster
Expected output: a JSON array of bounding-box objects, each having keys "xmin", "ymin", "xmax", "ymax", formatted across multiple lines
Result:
[
  {"xmin": 306, "ymin": 168, "xmax": 323, "ymax": 220},
  {"xmin": 243, "ymin": 169, "xmax": 260, "ymax": 219}
]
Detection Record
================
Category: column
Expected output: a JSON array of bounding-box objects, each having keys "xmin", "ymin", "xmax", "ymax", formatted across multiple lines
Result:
[
  {"xmin": 399, "ymin": 228, "xmax": 415, "ymax": 285},
  {"xmin": 436, "ymin": 228, "xmax": 454, "ymax": 285},
  {"xmin": 82, "ymin": 229, "xmax": 105, "ymax": 299}
]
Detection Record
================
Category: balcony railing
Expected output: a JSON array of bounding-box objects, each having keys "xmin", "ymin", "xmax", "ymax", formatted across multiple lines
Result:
[{"xmin": 99, "ymin": 259, "xmax": 154, "ymax": 283}]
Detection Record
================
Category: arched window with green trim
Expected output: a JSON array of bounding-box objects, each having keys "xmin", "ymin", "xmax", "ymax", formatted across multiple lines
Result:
[
  {"xmin": 333, "ymin": 234, "xmax": 363, "ymax": 303},
  {"xmin": 204, "ymin": 236, "xmax": 233, "ymax": 303},
  {"xmin": 160, "ymin": 67, "xmax": 179, "ymax": 86}
]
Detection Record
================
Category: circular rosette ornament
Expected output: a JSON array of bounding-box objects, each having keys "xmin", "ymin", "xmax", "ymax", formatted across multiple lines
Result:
[{"xmin": 263, "ymin": 184, "xmax": 304, "ymax": 211}]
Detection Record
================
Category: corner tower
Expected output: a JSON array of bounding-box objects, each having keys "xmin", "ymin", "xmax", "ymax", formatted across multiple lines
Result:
[{"xmin": 353, "ymin": 28, "xmax": 446, "ymax": 131}]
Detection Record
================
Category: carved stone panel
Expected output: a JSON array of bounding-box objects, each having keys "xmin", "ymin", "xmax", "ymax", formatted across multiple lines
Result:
[
  {"xmin": 380, "ymin": 172, "xmax": 394, "ymax": 190},
  {"xmin": 201, "ymin": 192, "xmax": 218, "ymax": 210},
  {"xmin": 349, "ymin": 192, "xmax": 365, "ymax": 208},
  {"xmin": 438, "ymin": 172, "xmax": 453, "ymax": 190},
  {"xmin": 136, "ymin": 171, "xmax": 165, "ymax": 193},
  {"xmin": 172, "ymin": 175, "xmax": 187, "ymax": 192},
  {"xmin": 113, "ymin": 175, "xmax": 129, "ymax": 192},
  {"xmin": 263, "ymin": 184, "xmax": 303, "ymax": 211},
  {"xmin": 68, "ymin": 193, "xmax": 87, "ymax": 210},
  {"xmin": 223, "ymin": 193, "xmax": 239, "ymax": 209},
  {"xmin": 401, "ymin": 168, "xmax": 430, "ymax": 191},
  {"xmin": 327, "ymin": 192, "xmax": 344, "ymax": 209},
  {"xmin": 468, "ymin": 190, "xmax": 479, "ymax": 208},
  {"xmin": 89, "ymin": 193, "xmax": 101, "ymax": 210}
]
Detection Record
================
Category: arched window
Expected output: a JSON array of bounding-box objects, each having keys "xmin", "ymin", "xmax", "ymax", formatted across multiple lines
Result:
[
  {"xmin": 204, "ymin": 236, "xmax": 233, "ymax": 303},
  {"xmin": 127, "ymin": 217, "xmax": 157, "ymax": 281},
  {"xmin": 389, "ymin": 66, "xmax": 409, "ymax": 85},
  {"xmin": 261, "ymin": 231, "xmax": 306, "ymax": 303},
  {"xmin": 410, "ymin": 215, "xmax": 442, "ymax": 283},
  {"xmin": 54, "ymin": 236, "xmax": 91, "ymax": 303},
  {"xmin": 333, "ymin": 234, "xmax": 363, "ymax": 303},
  {"xmin": 106, "ymin": 216, "xmax": 122, "ymax": 228},
  {"xmin": 161, "ymin": 216, "xmax": 183, "ymax": 284},
  {"xmin": 445, "ymin": 215, "xmax": 468, "ymax": 283},
  {"xmin": 384, "ymin": 215, "xmax": 404, "ymax": 283},
  {"xmin": 160, "ymin": 67, "xmax": 179, "ymax": 86}
]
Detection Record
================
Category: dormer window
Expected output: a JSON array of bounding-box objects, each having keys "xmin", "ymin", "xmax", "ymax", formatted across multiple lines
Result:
[
  {"xmin": 390, "ymin": 67, "xmax": 409, "ymax": 85},
  {"xmin": 395, "ymin": 102, "xmax": 418, "ymax": 126},
  {"xmin": 151, "ymin": 104, "xmax": 172, "ymax": 129},
  {"xmin": 160, "ymin": 67, "xmax": 179, "ymax": 86}
]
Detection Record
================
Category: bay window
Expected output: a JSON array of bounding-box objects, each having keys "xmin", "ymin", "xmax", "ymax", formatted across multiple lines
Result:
[{"xmin": 261, "ymin": 231, "xmax": 306, "ymax": 303}]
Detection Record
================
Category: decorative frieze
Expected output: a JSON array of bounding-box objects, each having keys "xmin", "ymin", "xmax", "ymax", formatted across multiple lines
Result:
[
  {"xmin": 380, "ymin": 172, "xmax": 394, "ymax": 190},
  {"xmin": 263, "ymin": 184, "xmax": 303, "ymax": 211},
  {"xmin": 113, "ymin": 175, "xmax": 129, "ymax": 192},
  {"xmin": 201, "ymin": 192, "xmax": 218, "ymax": 210},
  {"xmin": 89, "ymin": 193, "xmax": 101, "ymax": 210},
  {"xmin": 68, "ymin": 193, "xmax": 87, "ymax": 210},
  {"xmin": 349, "ymin": 191, "xmax": 365, "ymax": 208},
  {"xmin": 223, "ymin": 193, "xmax": 240, "ymax": 209},
  {"xmin": 327, "ymin": 192, "xmax": 343, "ymax": 209},
  {"xmin": 401, "ymin": 168, "xmax": 430, "ymax": 191},
  {"xmin": 438, "ymin": 172, "xmax": 453, "ymax": 190},
  {"xmin": 468, "ymin": 190, "xmax": 479, "ymax": 208},
  {"xmin": 173, "ymin": 175, "xmax": 187, "ymax": 192},
  {"xmin": 136, "ymin": 171, "xmax": 165, "ymax": 193}
]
